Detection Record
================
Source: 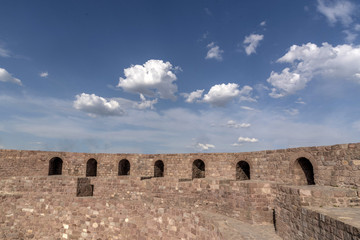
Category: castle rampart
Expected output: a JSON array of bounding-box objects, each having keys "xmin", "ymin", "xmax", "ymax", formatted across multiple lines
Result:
[
  {"xmin": 1, "ymin": 143, "xmax": 360, "ymax": 239},
  {"xmin": 1, "ymin": 143, "xmax": 360, "ymax": 186}
]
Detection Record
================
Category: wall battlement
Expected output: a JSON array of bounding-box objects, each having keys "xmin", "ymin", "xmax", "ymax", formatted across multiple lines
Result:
[{"xmin": 1, "ymin": 143, "xmax": 360, "ymax": 239}]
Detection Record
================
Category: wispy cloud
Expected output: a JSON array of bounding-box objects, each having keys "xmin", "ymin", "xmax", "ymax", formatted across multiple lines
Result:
[
  {"xmin": 0, "ymin": 47, "xmax": 10, "ymax": 57},
  {"xmin": 243, "ymin": 34, "xmax": 264, "ymax": 55},
  {"xmin": 198, "ymin": 31, "xmax": 209, "ymax": 42},
  {"xmin": 238, "ymin": 137, "xmax": 259, "ymax": 143},
  {"xmin": 240, "ymin": 106, "xmax": 256, "ymax": 111},
  {"xmin": 194, "ymin": 142, "xmax": 215, "ymax": 151},
  {"xmin": 205, "ymin": 42, "xmax": 224, "ymax": 61},
  {"xmin": 204, "ymin": 8, "xmax": 212, "ymax": 16},
  {"xmin": 232, "ymin": 136, "xmax": 259, "ymax": 146},
  {"xmin": 354, "ymin": 24, "xmax": 360, "ymax": 31},
  {"xmin": 284, "ymin": 108, "xmax": 299, "ymax": 116},
  {"xmin": 1, "ymin": 91, "xmax": 359, "ymax": 153},
  {"xmin": 317, "ymin": 0, "xmax": 355, "ymax": 26},
  {"xmin": 343, "ymin": 30, "xmax": 357, "ymax": 43},
  {"xmin": 0, "ymin": 68, "xmax": 22, "ymax": 86},
  {"xmin": 133, "ymin": 94, "xmax": 157, "ymax": 110},
  {"xmin": 39, "ymin": 72, "xmax": 49, "ymax": 78},
  {"xmin": 295, "ymin": 98, "xmax": 306, "ymax": 104},
  {"xmin": 225, "ymin": 120, "xmax": 251, "ymax": 128}
]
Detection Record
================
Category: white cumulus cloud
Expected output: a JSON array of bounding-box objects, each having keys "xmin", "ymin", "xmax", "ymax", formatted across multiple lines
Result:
[
  {"xmin": 260, "ymin": 21, "xmax": 266, "ymax": 27},
  {"xmin": 268, "ymin": 42, "xmax": 360, "ymax": 97},
  {"xmin": 243, "ymin": 34, "xmax": 264, "ymax": 55},
  {"xmin": 268, "ymin": 68, "xmax": 307, "ymax": 98},
  {"xmin": 205, "ymin": 42, "xmax": 224, "ymax": 61},
  {"xmin": 73, "ymin": 92, "xmax": 158, "ymax": 117},
  {"xmin": 202, "ymin": 83, "xmax": 253, "ymax": 107},
  {"xmin": 0, "ymin": 68, "xmax": 22, "ymax": 85},
  {"xmin": 73, "ymin": 93, "xmax": 125, "ymax": 117},
  {"xmin": 317, "ymin": 0, "xmax": 355, "ymax": 26},
  {"xmin": 117, "ymin": 59, "xmax": 178, "ymax": 100},
  {"xmin": 182, "ymin": 89, "xmax": 204, "ymax": 103}
]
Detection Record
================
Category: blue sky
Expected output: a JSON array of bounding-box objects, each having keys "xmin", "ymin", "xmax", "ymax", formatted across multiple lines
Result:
[{"xmin": 0, "ymin": 0, "xmax": 360, "ymax": 153}]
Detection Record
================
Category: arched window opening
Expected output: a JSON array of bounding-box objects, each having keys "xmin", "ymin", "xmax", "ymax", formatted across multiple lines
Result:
[
  {"xmin": 154, "ymin": 160, "xmax": 164, "ymax": 177},
  {"xmin": 192, "ymin": 159, "xmax": 205, "ymax": 179},
  {"xmin": 294, "ymin": 157, "xmax": 315, "ymax": 185},
  {"xmin": 49, "ymin": 157, "xmax": 63, "ymax": 175},
  {"xmin": 86, "ymin": 158, "xmax": 97, "ymax": 177},
  {"xmin": 118, "ymin": 159, "xmax": 130, "ymax": 176},
  {"xmin": 236, "ymin": 161, "xmax": 250, "ymax": 180}
]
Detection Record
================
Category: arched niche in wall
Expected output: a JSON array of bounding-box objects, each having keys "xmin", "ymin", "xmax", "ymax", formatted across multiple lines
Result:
[
  {"xmin": 290, "ymin": 152, "xmax": 317, "ymax": 185},
  {"xmin": 86, "ymin": 158, "xmax": 97, "ymax": 177},
  {"xmin": 49, "ymin": 157, "xmax": 63, "ymax": 175},
  {"xmin": 118, "ymin": 159, "xmax": 130, "ymax": 176},
  {"xmin": 192, "ymin": 159, "xmax": 205, "ymax": 179},
  {"xmin": 294, "ymin": 157, "xmax": 315, "ymax": 185},
  {"xmin": 236, "ymin": 160, "xmax": 250, "ymax": 180},
  {"xmin": 154, "ymin": 160, "xmax": 164, "ymax": 177}
]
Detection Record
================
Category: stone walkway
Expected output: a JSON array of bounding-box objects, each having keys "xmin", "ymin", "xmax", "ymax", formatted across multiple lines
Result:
[
  {"xmin": 202, "ymin": 211, "xmax": 282, "ymax": 240},
  {"xmin": 307, "ymin": 206, "xmax": 360, "ymax": 229}
]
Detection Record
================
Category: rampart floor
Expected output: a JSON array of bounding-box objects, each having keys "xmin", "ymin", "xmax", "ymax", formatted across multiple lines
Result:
[
  {"xmin": 306, "ymin": 207, "xmax": 360, "ymax": 230},
  {"xmin": 201, "ymin": 211, "xmax": 281, "ymax": 240},
  {"xmin": 1, "ymin": 177, "xmax": 360, "ymax": 239}
]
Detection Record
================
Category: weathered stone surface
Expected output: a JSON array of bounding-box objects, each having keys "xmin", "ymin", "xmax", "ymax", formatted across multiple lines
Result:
[
  {"xmin": 0, "ymin": 142, "xmax": 360, "ymax": 239},
  {"xmin": 76, "ymin": 178, "xmax": 93, "ymax": 197}
]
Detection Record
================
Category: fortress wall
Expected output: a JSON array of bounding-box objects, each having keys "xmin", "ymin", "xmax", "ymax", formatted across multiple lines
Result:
[
  {"xmin": 1, "ymin": 143, "xmax": 360, "ymax": 187},
  {"xmin": 90, "ymin": 177, "xmax": 276, "ymax": 224},
  {"xmin": 293, "ymin": 207, "xmax": 359, "ymax": 240},
  {"xmin": 1, "ymin": 143, "xmax": 360, "ymax": 239},
  {"xmin": 0, "ymin": 176, "xmax": 77, "ymax": 195},
  {"xmin": 0, "ymin": 175, "xmax": 276, "ymax": 224},
  {"xmin": 0, "ymin": 193, "xmax": 222, "ymax": 240},
  {"xmin": 274, "ymin": 185, "xmax": 359, "ymax": 239},
  {"xmin": 276, "ymin": 205, "xmax": 360, "ymax": 240}
]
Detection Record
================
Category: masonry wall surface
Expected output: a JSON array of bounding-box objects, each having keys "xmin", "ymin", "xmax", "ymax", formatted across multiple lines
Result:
[
  {"xmin": 1, "ymin": 143, "xmax": 360, "ymax": 239},
  {"xmin": 1, "ymin": 143, "xmax": 360, "ymax": 187}
]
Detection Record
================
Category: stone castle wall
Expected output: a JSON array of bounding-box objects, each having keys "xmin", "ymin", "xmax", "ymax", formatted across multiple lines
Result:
[
  {"xmin": 1, "ymin": 143, "xmax": 360, "ymax": 239},
  {"xmin": 1, "ymin": 143, "xmax": 360, "ymax": 187}
]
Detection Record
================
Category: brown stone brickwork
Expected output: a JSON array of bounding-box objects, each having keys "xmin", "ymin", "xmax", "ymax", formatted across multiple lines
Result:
[{"xmin": 1, "ymin": 142, "xmax": 360, "ymax": 239}]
